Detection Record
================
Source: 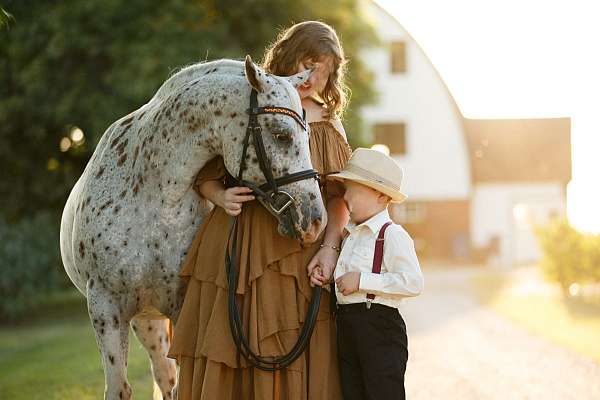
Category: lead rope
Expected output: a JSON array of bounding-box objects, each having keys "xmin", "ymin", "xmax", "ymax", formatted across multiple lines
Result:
[{"xmin": 225, "ymin": 87, "xmax": 323, "ymax": 372}]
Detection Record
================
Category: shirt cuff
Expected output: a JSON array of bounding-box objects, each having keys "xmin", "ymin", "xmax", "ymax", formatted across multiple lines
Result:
[{"xmin": 359, "ymin": 272, "xmax": 383, "ymax": 293}]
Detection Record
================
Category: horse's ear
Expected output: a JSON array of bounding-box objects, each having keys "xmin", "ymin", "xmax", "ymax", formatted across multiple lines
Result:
[
  {"xmin": 244, "ymin": 55, "xmax": 265, "ymax": 93},
  {"xmin": 284, "ymin": 68, "xmax": 312, "ymax": 89}
]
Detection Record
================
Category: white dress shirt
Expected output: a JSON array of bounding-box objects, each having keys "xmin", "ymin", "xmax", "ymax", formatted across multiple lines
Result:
[{"xmin": 334, "ymin": 208, "xmax": 424, "ymax": 310}]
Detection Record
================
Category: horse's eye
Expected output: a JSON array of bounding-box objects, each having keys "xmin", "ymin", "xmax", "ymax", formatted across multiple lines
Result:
[{"xmin": 274, "ymin": 132, "xmax": 292, "ymax": 143}]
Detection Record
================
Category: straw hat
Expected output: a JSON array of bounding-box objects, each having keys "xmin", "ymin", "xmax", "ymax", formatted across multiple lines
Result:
[{"xmin": 328, "ymin": 147, "xmax": 408, "ymax": 203}]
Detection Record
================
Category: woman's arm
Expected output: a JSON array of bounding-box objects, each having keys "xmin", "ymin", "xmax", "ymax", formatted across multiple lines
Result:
[{"xmin": 308, "ymin": 194, "xmax": 350, "ymax": 286}]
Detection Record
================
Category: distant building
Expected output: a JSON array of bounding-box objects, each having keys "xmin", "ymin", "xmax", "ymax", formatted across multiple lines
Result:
[{"xmin": 359, "ymin": 1, "xmax": 572, "ymax": 265}]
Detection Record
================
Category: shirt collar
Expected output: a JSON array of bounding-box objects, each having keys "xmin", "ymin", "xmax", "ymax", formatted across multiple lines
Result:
[{"xmin": 344, "ymin": 208, "xmax": 391, "ymax": 235}]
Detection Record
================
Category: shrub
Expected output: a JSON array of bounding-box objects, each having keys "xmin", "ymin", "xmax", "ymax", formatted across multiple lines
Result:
[{"xmin": 0, "ymin": 212, "xmax": 68, "ymax": 318}]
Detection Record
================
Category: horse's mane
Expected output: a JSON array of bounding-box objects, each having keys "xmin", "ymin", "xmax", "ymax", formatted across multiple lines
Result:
[{"xmin": 151, "ymin": 59, "xmax": 245, "ymax": 101}]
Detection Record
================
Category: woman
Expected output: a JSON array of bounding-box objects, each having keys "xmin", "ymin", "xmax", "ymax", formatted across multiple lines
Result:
[{"xmin": 167, "ymin": 21, "xmax": 352, "ymax": 399}]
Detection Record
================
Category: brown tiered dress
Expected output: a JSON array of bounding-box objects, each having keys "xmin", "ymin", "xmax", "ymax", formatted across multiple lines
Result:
[{"xmin": 167, "ymin": 121, "xmax": 352, "ymax": 400}]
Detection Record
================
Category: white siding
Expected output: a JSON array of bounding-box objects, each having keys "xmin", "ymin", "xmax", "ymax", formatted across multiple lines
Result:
[
  {"xmin": 360, "ymin": 1, "xmax": 471, "ymax": 201},
  {"xmin": 471, "ymin": 183, "xmax": 566, "ymax": 265}
]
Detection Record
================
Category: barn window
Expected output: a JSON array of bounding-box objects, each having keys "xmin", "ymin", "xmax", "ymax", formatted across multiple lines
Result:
[
  {"xmin": 373, "ymin": 123, "xmax": 406, "ymax": 155},
  {"xmin": 390, "ymin": 202, "xmax": 426, "ymax": 224},
  {"xmin": 390, "ymin": 41, "xmax": 407, "ymax": 73}
]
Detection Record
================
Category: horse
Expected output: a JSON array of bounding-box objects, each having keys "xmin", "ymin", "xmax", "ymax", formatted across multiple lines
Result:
[{"xmin": 59, "ymin": 55, "xmax": 326, "ymax": 400}]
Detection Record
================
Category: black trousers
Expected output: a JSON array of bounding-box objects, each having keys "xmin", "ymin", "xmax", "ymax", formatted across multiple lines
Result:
[{"xmin": 336, "ymin": 303, "xmax": 408, "ymax": 400}]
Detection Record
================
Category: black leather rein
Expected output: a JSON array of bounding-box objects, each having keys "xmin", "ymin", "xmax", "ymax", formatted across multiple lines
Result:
[{"xmin": 225, "ymin": 88, "xmax": 322, "ymax": 371}]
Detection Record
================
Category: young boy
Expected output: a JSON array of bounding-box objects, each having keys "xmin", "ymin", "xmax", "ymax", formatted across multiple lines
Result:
[{"xmin": 311, "ymin": 147, "xmax": 424, "ymax": 400}]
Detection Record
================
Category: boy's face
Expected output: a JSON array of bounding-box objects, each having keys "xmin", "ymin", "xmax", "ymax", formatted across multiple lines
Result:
[{"xmin": 342, "ymin": 180, "xmax": 387, "ymax": 224}]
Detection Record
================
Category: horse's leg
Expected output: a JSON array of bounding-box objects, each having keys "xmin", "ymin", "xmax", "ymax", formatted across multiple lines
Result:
[
  {"xmin": 131, "ymin": 317, "xmax": 177, "ymax": 400},
  {"xmin": 87, "ymin": 282, "xmax": 133, "ymax": 400}
]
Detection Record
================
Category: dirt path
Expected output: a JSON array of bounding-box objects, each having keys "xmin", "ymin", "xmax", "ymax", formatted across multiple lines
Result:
[{"xmin": 399, "ymin": 267, "xmax": 600, "ymax": 399}]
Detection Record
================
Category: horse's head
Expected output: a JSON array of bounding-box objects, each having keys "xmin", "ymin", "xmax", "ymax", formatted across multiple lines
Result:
[{"xmin": 221, "ymin": 56, "xmax": 326, "ymax": 243}]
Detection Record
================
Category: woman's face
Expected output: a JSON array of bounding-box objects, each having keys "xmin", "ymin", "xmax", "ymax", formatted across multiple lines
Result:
[{"xmin": 295, "ymin": 55, "xmax": 335, "ymax": 99}]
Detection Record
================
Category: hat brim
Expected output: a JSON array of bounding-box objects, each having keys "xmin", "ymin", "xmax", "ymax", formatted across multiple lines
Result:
[{"xmin": 328, "ymin": 171, "xmax": 408, "ymax": 203}]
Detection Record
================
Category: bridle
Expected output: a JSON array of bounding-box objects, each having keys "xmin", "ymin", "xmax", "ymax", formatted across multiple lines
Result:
[
  {"xmin": 232, "ymin": 88, "xmax": 319, "ymax": 217},
  {"xmin": 226, "ymin": 88, "xmax": 323, "ymax": 371}
]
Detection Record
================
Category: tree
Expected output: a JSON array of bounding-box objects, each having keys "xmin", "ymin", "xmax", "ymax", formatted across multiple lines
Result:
[
  {"xmin": 0, "ymin": 6, "xmax": 14, "ymax": 29},
  {"xmin": 0, "ymin": 0, "xmax": 377, "ymax": 221}
]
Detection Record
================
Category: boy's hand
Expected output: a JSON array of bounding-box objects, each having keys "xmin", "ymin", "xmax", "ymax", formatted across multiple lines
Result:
[{"xmin": 335, "ymin": 272, "xmax": 360, "ymax": 296}]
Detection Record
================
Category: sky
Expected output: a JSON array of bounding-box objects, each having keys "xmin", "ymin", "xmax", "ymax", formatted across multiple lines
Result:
[{"xmin": 375, "ymin": 0, "xmax": 600, "ymax": 233}]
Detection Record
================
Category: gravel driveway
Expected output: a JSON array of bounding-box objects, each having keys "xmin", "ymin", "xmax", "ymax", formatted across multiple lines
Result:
[{"xmin": 399, "ymin": 267, "xmax": 600, "ymax": 400}]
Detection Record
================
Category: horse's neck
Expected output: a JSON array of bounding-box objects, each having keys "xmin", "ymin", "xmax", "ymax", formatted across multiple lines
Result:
[{"xmin": 145, "ymin": 75, "xmax": 245, "ymax": 205}]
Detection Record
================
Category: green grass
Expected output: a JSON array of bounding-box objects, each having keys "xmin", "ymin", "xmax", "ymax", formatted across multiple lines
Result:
[
  {"xmin": 471, "ymin": 267, "xmax": 600, "ymax": 364},
  {"xmin": 0, "ymin": 290, "xmax": 155, "ymax": 399}
]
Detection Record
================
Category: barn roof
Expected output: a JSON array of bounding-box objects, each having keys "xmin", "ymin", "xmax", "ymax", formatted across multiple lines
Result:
[{"xmin": 464, "ymin": 118, "xmax": 572, "ymax": 184}]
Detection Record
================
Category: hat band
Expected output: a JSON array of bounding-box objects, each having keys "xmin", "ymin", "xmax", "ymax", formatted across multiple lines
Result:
[{"xmin": 345, "ymin": 163, "xmax": 401, "ymax": 191}]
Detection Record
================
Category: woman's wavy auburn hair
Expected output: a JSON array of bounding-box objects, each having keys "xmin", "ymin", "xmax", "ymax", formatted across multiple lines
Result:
[{"xmin": 261, "ymin": 21, "xmax": 349, "ymax": 119}]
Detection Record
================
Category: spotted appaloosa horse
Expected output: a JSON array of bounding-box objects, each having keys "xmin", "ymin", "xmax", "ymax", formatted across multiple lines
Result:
[{"xmin": 59, "ymin": 56, "xmax": 326, "ymax": 400}]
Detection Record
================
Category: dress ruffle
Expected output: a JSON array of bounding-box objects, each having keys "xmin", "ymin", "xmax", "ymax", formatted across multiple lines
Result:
[{"xmin": 167, "ymin": 120, "xmax": 351, "ymax": 400}]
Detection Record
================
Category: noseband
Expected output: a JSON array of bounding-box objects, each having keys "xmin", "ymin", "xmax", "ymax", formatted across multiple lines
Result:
[{"xmin": 226, "ymin": 88, "xmax": 323, "ymax": 371}]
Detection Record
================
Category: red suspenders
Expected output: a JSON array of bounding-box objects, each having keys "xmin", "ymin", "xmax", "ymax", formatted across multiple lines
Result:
[{"xmin": 366, "ymin": 221, "xmax": 392, "ymax": 309}]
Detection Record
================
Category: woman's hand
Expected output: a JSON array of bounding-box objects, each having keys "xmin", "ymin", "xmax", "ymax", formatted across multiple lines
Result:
[
  {"xmin": 198, "ymin": 180, "xmax": 255, "ymax": 216},
  {"xmin": 216, "ymin": 186, "xmax": 255, "ymax": 216},
  {"xmin": 307, "ymin": 246, "xmax": 339, "ymax": 287}
]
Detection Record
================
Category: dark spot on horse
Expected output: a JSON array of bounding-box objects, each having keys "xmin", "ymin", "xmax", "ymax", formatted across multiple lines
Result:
[
  {"xmin": 150, "ymin": 345, "xmax": 156, "ymax": 351},
  {"xmin": 230, "ymin": 112, "xmax": 237, "ymax": 118},
  {"xmin": 132, "ymin": 146, "xmax": 140, "ymax": 169},
  {"xmin": 116, "ymin": 138, "xmax": 128, "ymax": 155},
  {"xmin": 208, "ymin": 98, "xmax": 214, "ymax": 105},
  {"xmin": 79, "ymin": 241, "xmax": 85, "ymax": 258},
  {"xmin": 121, "ymin": 116, "xmax": 134, "ymax": 126},
  {"xmin": 113, "ymin": 205, "xmax": 121, "ymax": 214},
  {"xmin": 96, "ymin": 166, "xmax": 105, "ymax": 178},
  {"xmin": 113, "ymin": 315, "xmax": 119, "ymax": 327},
  {"xmin": 214, "ymin": 110, "xmax": 222, "ymax": 116},
  {"xmin": 169, "ymin": 377, "xmax": 175, "ymax": 386},
  {"xmin": 117, "ymin": 153, "xmax": 128, "ymax": 166},
  {"xmin": 119, "ymin": 269, "xmax": 124, "ymax": 275},
  {"xmin": 133, "ymin": 184, "xmax": 139, "ymax": 196},
  {"xmin": 108, "ymin": 354, "xmax": 115, "ymax": 365},
  {"xmin": 92, "ymin": 252, "xmax": 97, "ymax": 260},
  {"xmin": 123, "ymin": 239, "xmax": 128, "ymax": 246},
  {"xmin": 148, "ymin": 326, "xmax": 153, "ymax": 331},
  {"xmin": 221, "ymin": 94, "xmax": 227, "ymax": 101},
  {"xmin": 105, "ymin": 246, "xmax": 110, "ymax": 251},
  {"xmin": 100, "ymin": 328, "xmax": 105, "ymax": 335},
  {"xmin": 89, "ymin": 279, "xmax": 94, "ymax": 289},
  {"xmin": 100, "ymin": 199, "xmax": 114, "ymax": 211},
  {"xmin": 120, "ymin": 190, "xmax": 127, "ymax": 199},
  {"xmin": 119, "ymin": 390, "xmax": 123, "ymax": 399}
]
